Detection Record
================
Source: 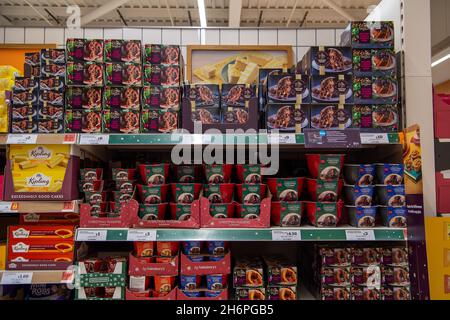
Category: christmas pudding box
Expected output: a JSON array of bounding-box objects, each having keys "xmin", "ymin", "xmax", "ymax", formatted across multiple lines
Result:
[{"xmin": 4, "ymin": 144, "xmax": 79, "ymax": 201}]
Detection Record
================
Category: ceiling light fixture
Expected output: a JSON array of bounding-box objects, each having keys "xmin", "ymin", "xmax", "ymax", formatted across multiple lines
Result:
[
  {"xmin": 197, "ymin": 0, "xmax": 207, "ymax": 28},
  {"xmin": 432, "ymin": 54, "xmax": 450, "ymax": 68}
]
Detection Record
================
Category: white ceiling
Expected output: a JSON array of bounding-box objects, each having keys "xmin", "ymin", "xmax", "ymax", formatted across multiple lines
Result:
[{"xmin": 0, "ymin": 0, "xmax": 380, "ymax": 28}]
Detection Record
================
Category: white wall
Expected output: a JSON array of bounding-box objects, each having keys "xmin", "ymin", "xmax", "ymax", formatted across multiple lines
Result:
[
  {"xmin": 365, "ymin": 0, "xmax": 402, "ymax": 52},
  {"xmin": 0, "ymin": 27, "xmax": 345, "ymax": 63}
]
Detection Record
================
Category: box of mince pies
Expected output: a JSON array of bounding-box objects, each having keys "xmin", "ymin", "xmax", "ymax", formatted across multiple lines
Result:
[
  {"xmin": 311, "ymin": 75, "xmax": 353, "ymax": 104},
  {"xmin": 140, "ymin": 109, "xmax": 178, "ymax": 133},
  {"xmin": 267, "ymin": 73, "xmax": 311, "ymax": 104},
  {"xmin": 144, "ymin": 45, "xmax": 181, "ymax": 65},
  {"xmin": 266, "ymin": 104, "xmax": 309, "ymax": 133},
  {"xmin": 104, "ymin": 87, "xmax": 140, "ymax": 110},
  {"xmin": 142, "ymin": 85, "xmax": 180, "ymax": 110},
  {"xmin": 66, "ymin": 38, "xmax": 104, "ymax": 62},
  {"xmin": 103, "ymin": 108, "xmax": 140, "ymax": 134},
  {"xmin": 66, "ymin": 62, "xmax": 104, "ymax": 87},
  {"xmin": 104, "ymin": 39, "xmax": 142, "ymax": 63},
  {"xmin": 105, "ymin": 62, "xmax": 142, "ymax": 87},
  {"xmin": 65, "ymin": 109, "xmax": 102, "ymax": 133},
  {"xmin": 309, "ymin": 105, "xmax": 352, "ymax": 130},
  {"xmin": 144, "ymin": 64, "xmax": 181, "ymax": 86},
  {"xmin": 298, "ymin": 47, "xmax": 352, "ymax": 76},
  {"xmin": 66, "ymin": 87, "xmax": 103, "ymax": 110}
]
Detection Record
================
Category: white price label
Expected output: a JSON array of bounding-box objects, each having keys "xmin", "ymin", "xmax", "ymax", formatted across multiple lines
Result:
[
  {"xmin": 0, "ymin": 202, "xmax": 18, "ymax": 213},
  {"xmin": 7, "ymin": 134, "xmax": 37, "ymax": 144},
  {"xmin": 77, "ymin": 229, "xmax": 107, "ymax": 241},
  {"xmin": 126, "ymin": 229, "xmax": 157, "ymax": 242},
  {"xmin": 272, "ymin": 229, "xmax": 301, "ymax": 241},
  {"xmin": 171, "ymin": 134, "xmax": 191, "ymax": 144},
  {"xmin": 1, "ymin": 272, "xmax": 33, "ymax": 285},
  {"xmin": 345, "ymin": 229, "xmax": 375, "ymax": 241},
  {"xmin": 79, "ymin": 134, "xmax": 110, "ymax": 145},
  {"xmin": 269, "ymin": 134, "xmax": 296, "ymax": 144},
  {"xmin": 360, "ymin": 133, "xmax": 389, "ymax": 144}
]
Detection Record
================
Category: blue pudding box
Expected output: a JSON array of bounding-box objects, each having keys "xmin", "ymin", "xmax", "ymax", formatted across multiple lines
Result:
[
  {"xmin": 375, "ymin": 164, "xmax": 404, "ymax": 185},
  {"xmin": 379, "ymin": 206, "xmax": 407, "ymax": 228},
  {"xmin": 347, "ymin": 206, "xmax": 377, "ymax": 228}
]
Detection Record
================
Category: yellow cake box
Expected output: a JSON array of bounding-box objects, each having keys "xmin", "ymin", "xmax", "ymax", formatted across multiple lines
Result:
[{"xmin": 4, "ymin": 145, "xmax": 80, "ymax": 201}]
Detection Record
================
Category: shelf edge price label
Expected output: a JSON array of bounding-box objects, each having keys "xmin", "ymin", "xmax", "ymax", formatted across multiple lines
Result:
[
  {"xmin": 77, "ymin": 229, "xmax": 107, "ymax": 241},
  {"xmin": 0, "ymin": 202, "xmax": 18, "ymax": 213},
  {"xmin": 126, "ymin": 229, "xmax": 157, "ymax": 242},
  {"xmin": 61, "ymin": 201, "xmax": 76, "ymax": 212},
  {"xmin": 360, "ymin": 133, "xmax": 389, "ymax": 144},
  {"xmin": 79, "ymin": 134, "xmax": 110, "ymax": 145},
  {"xmin": 272, "ymin": 229, "xmax": 301, "ymax": 241},
  {"xmin": 63, "ymin": 134, "xmax": 77, "ymax": 144},
  {"xmin": 345, "ymin": 229, "xmax": 375, "ymax": 241},
  {"xmin": 6, "ymin": 134, "xmax": 38, "ymax": 144},
  {"xmin": 269, "ymin": 134, "xmax": 296, "ymax": 145},
  {"xmin": 1, "ymin": 272, "xmax": 33, "ymax": 285}
]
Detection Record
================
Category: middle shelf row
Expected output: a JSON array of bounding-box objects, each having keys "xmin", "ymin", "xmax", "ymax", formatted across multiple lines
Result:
[{"xmin": 75, "ymin": 227, "xmax": 407, "ymax": 242}]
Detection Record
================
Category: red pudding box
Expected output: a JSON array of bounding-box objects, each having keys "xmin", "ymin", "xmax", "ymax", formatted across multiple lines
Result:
[
  {"xmin": 131, "ymin": 199, "xmax": 200, "ymax": 229},
  {"xmin": 128, "ymin": 253, "xmax": 179, "ymax": 276},
  {"xmin": 200, "ymin": 197, "xmax": 271, "ymax": 228},
  {"xmin": 79, "ymin": 199, "xmax": 136, "ymax": 228}
]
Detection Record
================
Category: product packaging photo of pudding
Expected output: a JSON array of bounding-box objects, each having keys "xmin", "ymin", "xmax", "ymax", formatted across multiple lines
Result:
[
  {"xmin": 311, "ymin": 75, "xmax": 353, "ymax": 104},
  {"xmin": 266, "ymin": 73, "xmax": 311, "ymax": 104},
  {"xmin": 298, "ymin": 47, "xmax": 353, "ymax": 76}
]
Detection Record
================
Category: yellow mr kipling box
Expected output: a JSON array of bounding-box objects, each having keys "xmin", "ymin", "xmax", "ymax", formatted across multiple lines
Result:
[{"xmin": 4, "ymin": 145, "xmax": 79, "ymax": 201}]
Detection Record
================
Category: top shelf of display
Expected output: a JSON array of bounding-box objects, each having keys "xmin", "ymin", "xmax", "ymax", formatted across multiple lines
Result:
[{"xmin": 0, "ymin": 132, "xmax": 400, "ymax": 146}]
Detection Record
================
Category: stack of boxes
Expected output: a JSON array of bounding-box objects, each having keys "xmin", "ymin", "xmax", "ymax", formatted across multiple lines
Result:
[
  {"xmin": 38, "ymin": 76, "xmax": 65, "ymax": 133},
  {"xmin": 24, "ymin": 52, "xmax": 40, "ymax": 78},
  {"xmin": 142, "ymin": 45, "xmax": 181, "ymax": 133},
  {"xmin": 66, "ymin": 39, "xmax": 104, "ymax": 133},
  {"xmin": 6, "ymin": 225, "xmax": 75, "ymax": 267},
  {"xmin": 307, "ymin": 245, "xmax": 410, "ymax": 300},
  {"xmin": 104, "ymin": 40, "xmax": 142, "ymax": 134},
  {"xmin": 10, "ymin": 49, "xmax": 66, "ymax": 134},
  {"xmin": 341, "ymin": 21, "xmax": 399, "ymax": 132},
  {"xmin": 297, "ymin": 46, "xmax": 353, "ymax": 130},
  {"xmin": 10, "ymin": 77, "xmax": 38, "ymax": 133},
  {"xmin": 179, "ymin": 241, "xmax": 229, "ymax": 298},
  {"xmin": 264, "ymin": 71, "xmax": 311, "ymax": 134},
  {"xmin": 233, "ymin": 256, "xmax": 298, "ymax": 300}
]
